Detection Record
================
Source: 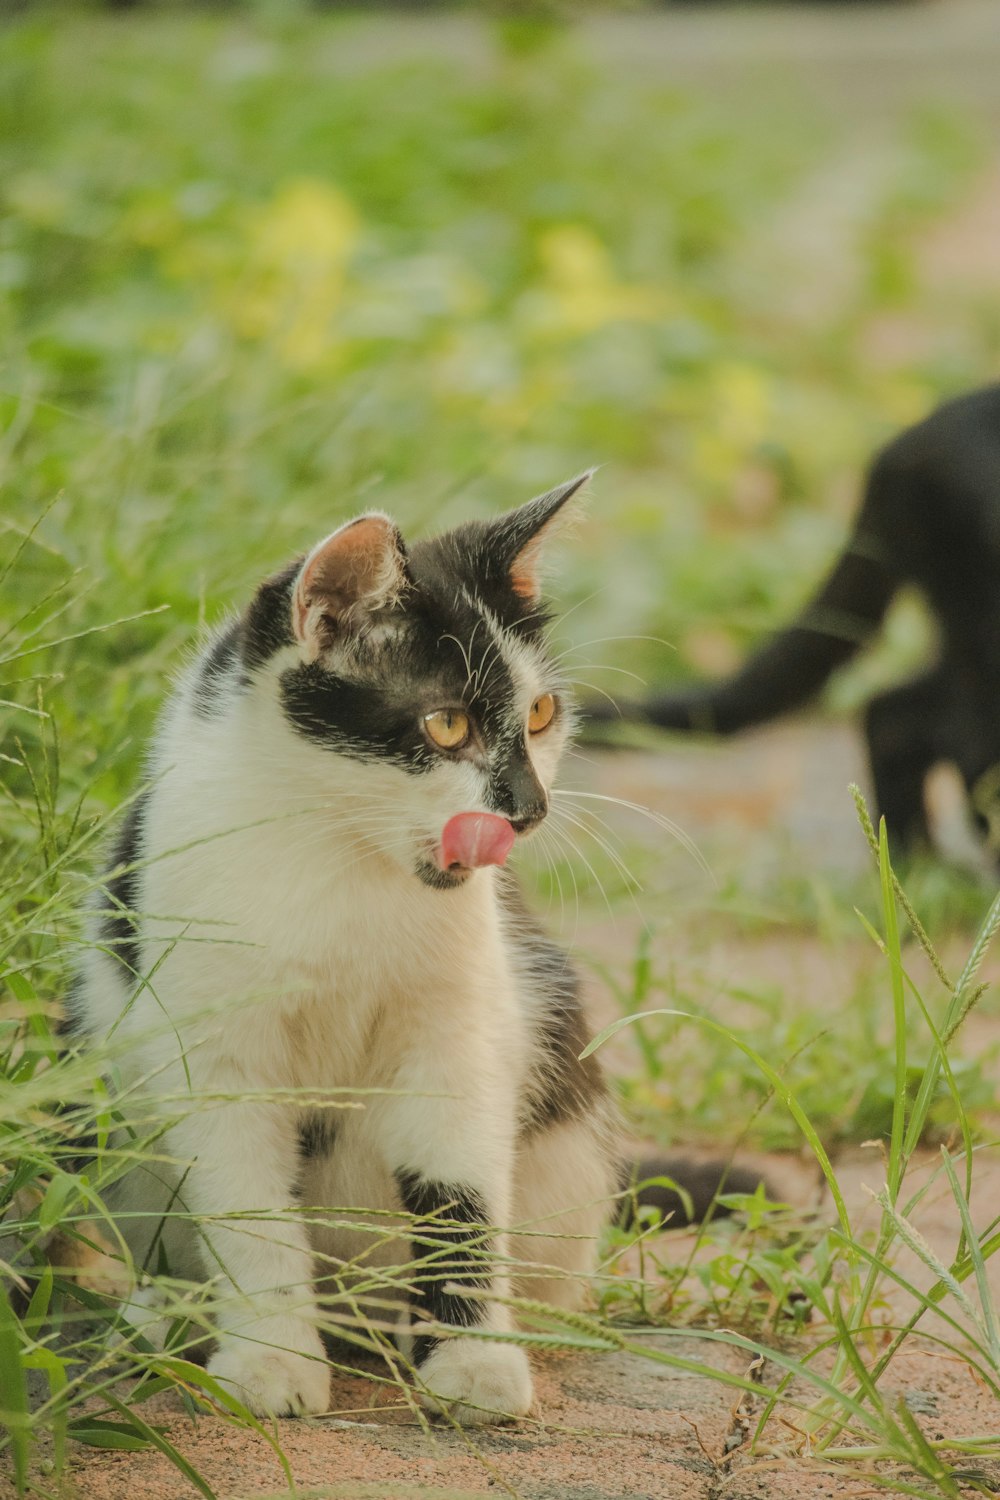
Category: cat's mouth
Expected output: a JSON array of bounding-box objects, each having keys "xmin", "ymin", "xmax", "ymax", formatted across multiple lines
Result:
[{"xmin": 416, "ymin": 812, "xmax": 516, "ymax": 890}]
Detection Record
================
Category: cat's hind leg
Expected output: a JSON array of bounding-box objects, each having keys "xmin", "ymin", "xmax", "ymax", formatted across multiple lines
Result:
[
  {"xmin": 864, "ymin": 667, "xmax": 947, "ymax": 854},
  {"xmin": 510, "ymin": 1111, "xmax": 619, "ymax": 1312}
]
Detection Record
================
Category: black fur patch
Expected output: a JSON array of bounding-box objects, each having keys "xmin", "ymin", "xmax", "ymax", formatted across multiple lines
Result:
[
  {"xmin": 500, "ymin": 878, "xmax": 607, "ymax": 1133},
  {"xmin": 488, "ymin": 747, "xmax": 547, "ymax": 829},
  {"xmin": 57, "ymin": 973, "xmax": 88, "ymax": 1040},
  {"xmin": 57, "ymin": 1114, "xmax": 102, "ymax": 1174},
  {"xmin": 279, "ymin": 659, "xmax": 437, "ymax": 769},
  {"xmin": 411, "ymin": 511, "xmax": 562, "ymax": 642},
  {"xmin": 297, "ymin": 1111, "xmax": 337, "ymax": 1161},
  {"xmin": 99, "ymin": 792, "xmax": 149, "ymax": 979},
  {"xmin": 240, "ymin": 560, "xmax": 300, "ymax": 672},
  {"xmin": 274, "ymin": 572, "xmax": 532, "ymax": 788},
  {"xmin": 192, "ymin": 621, "xmax": 243, "ymax": 719},
  {"xmin": 395, "ymin": 1171, "xmax": 491, "ymax": 1365}
]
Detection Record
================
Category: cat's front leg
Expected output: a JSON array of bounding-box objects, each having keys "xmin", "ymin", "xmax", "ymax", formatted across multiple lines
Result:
[
  {"xmin": 165, "ymin": 1090, "xmax": 329, "ymax": 1418},
  {"xmin": 395, "ymin": 1171, "xmax": 533, "ymax": 1425},
  {"xmin": 376, "ymin": 1066, "xmax": 532, "ymax": 1425}
]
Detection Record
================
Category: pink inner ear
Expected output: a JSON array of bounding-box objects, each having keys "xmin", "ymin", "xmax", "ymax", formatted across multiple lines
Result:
[
  {"xmin": 306, "ymin": 517, "xmax": 396, "ymax": 606},
  {"xmin": 509, "ymin": 552, "xmax": 540, "ymax": 600},
  {"xmin": 509, "ymin": 536, "xmax": 548, "ymax": 601},
  {"xmin": 294, "ymin": 515, "xmax": 403, "ymax": 646}
]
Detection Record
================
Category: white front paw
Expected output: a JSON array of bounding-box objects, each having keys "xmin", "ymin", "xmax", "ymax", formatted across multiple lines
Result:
[
  {"xmin": 113, "ymin": 1283, "xmax": 174, "ymax": 1352},
  {"xmin": 208, "ymin": 1320, "xmax": 329, "ymax": 1417},
  {"xmin": 417, "ymin": 1340, "xmax": 533, "ymax": 1426}
]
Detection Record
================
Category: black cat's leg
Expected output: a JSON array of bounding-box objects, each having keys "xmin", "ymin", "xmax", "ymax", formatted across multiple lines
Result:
[
  {"xmin": 863, "ymin": 668, "xmax": 947, "ymax": 854},
  {"xmin": 946, "ymin": 675, "xmax": 1000, "ymax": 854}
]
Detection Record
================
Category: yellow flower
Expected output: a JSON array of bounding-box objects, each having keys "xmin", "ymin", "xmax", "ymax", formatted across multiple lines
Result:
[
  {"xmin": 534, "ymin": 224, "xmax": 668, "ymax": 336},
  {"xmin": 236, "ymin": 179, "xmax": 360, "ymax": 370},
  {"xmin": 252, "ymin": 179, "xmax": 359, "ymax": 267},
  {"xmin": 713, "ymin": 362, "xmax": 770, "ymax": 447},
  {"xmin": 164, "ymin": 178, "xmax": 361, "ymax": 370},
  {"xmin": 691, "ymin": 362, "xmax": 773, "ymax": 488}
]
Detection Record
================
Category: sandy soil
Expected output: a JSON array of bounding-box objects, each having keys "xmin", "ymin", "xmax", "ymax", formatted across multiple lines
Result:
[{"xmin": 15, "ymin": 1151, "xmax": 1000, "ymax": 1500}]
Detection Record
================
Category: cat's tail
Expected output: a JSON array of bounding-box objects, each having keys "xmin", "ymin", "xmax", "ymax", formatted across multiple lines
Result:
[
  {"xmin": 588, "ymin": 525, "xmax": 896, "ymax": 738},
  {"xmin": 619, "ymin": 1154, "xmax": 774, "ymax": 1228}
]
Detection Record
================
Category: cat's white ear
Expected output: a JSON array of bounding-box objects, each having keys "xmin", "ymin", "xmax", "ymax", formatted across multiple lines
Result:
[
  {"xmin": 504, "ymin": 470, "xmax": 593, "ymax": 603},
  {"xmin": 292, "ymin": 513, "xmax": 408, "ymax": 660}
]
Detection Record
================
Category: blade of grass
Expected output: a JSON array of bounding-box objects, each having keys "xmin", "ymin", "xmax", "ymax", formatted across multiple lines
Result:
[
  {"xmin": 582, "ymin": 1008, "xmax": 853, "ymax": 1238},
  {"xmin": 877, "ymin": 818, "xmax": 909, "ymax": 1205},
  {"xmin": 939, "ymin": 1149, "xmax": 1000, "ymax": 1368},
  {"xmin": 0, "ymin": 1282, "xmax": 30, "ymax": 1494}
]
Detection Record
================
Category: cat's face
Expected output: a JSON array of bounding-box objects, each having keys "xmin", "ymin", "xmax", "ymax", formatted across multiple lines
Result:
[{"xmin": 236, "ymin": 476, "xmax": 589, "ymax": 889}]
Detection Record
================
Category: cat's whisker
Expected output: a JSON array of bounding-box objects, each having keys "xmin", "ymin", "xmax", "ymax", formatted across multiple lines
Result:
[
  {"xmin": 563, "ymin": 746, "xmax": 604, "ymax": 769},
  {"xmin": 538, "ymin": 820, "xmax": 593, "ymax": 949},
  {"xmin": 567, "ymin": 678, "xmax": 622, "ymax": 716},
  {"xmin": 552, "ymin": 788, "xmax": 712, "ymax": 880},
  {"xmin": 547, "ymin": 805, "xmax": 649, "ymax": 935},
  {"xmin": 439, "ymin": 625, "xmax": 478, "ymax": 699},
  {"xmin": 531, "ymin": 820, "xmax": 581, "ymax": 945},
  {"xmin": 560, "ymin": 661, "xmax": 648, "ymax": 686},
  {"xmin": 548, "ymin": 632, "xmax": 677, "ymax": 665},
  {"xmin": 557, "ymin": 799, "xmax": 640, "ymax": 874},
  {"xmin": 544, "ymin": 820, "xmax": 579, "ymax": 940},
  {"xmin": 548, "ymin": 804, "xmax": 641, "ymax": 895},
  {"xmin": 530, "ymin": 583, "xmax": 610, "ymax": 636},
  {"xmin": 539, "ymin": 811, "xmax": 616, "ymax": 924},
  {"xmin": 524, "ymin": 825, "xmax": 566, "ymax": 931},
  {"xmin": 475, "ymin": 623, "xmax": 511, "ymax": 699}
]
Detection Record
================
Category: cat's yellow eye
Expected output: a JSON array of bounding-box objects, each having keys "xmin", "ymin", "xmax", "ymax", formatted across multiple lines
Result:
[
  {"xmin": 528, "ymin": 693, "xmax": 556, "ymax": 735},
  {"xmin": 424, "ymin": 708, "xmax": 471, "ymax": 751}
]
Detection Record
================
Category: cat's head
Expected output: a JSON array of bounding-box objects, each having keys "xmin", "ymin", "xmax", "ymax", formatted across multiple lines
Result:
[{"xmin": 228, "ymin": 473, "xmax": 590, "ymax": 889}]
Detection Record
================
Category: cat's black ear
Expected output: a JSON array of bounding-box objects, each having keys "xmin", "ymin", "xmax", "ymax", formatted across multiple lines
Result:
[
  {"xmin": 292, "ymin": 513, "xmax": 409, "ymax": 659},
  {"xmin": 494, "ymin": 470, "xmax": 593, "ymax": 604}
]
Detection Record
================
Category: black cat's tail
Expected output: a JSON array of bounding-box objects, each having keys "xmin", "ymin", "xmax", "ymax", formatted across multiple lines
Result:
[
  {"xmin": 619, "ymin": 1154, "xmax": 774, "ymax": 1228},
  {"xmin": 591, "ymin": 532, "xmax": 896, "ymax": 737}
]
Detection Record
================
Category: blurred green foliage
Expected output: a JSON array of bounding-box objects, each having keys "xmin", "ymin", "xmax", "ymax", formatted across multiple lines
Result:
[{"xmin": 0, "ymin": 11, "xmax": 997, "ymax": 811}]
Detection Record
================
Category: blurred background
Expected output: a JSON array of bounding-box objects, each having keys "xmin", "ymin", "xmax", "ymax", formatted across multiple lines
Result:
[{"xmin": 3, "ymin": 0, "xmax": 1000, "ymax": 1036}]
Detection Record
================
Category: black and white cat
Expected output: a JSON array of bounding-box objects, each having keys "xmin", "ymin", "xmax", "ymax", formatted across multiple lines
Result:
[{"xmin": 68, "ymin": 477, "xmax": 660, "ymax": 1425}]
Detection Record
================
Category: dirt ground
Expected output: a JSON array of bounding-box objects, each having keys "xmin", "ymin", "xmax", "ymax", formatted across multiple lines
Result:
[{"xmin": 26, "ymin": 1324, "xmax": 1000, "ymax": 1500}]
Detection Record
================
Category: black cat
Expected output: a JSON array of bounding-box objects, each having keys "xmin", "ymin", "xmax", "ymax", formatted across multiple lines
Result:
[{"xmin": 592, "ymin": 384, "xmax": 1000, "ymax": 854}]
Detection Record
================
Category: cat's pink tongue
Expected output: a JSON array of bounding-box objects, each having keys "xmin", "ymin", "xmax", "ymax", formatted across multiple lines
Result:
[{"xmin": 439, "ymin": 813, "xmax": 516, "ymax": 872}]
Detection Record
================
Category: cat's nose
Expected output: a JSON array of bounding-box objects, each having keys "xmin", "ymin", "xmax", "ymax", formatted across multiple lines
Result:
[
  {"xmin": 510, "ymin": 804, "xmax": 547, "ymax": 835},
  {"xmin": 493, "ymin": 755, "xmax": 548, "ymax": 832}
]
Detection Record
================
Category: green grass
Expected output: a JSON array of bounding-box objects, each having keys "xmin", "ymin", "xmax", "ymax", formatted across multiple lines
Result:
[
  {"xmin": 2, "ymin": 8, "xmax": 1000, "ymax": 1498},
  {"xmin": 583, "ymin": 801, "xmax": 1000, "ymax": 1496}
]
